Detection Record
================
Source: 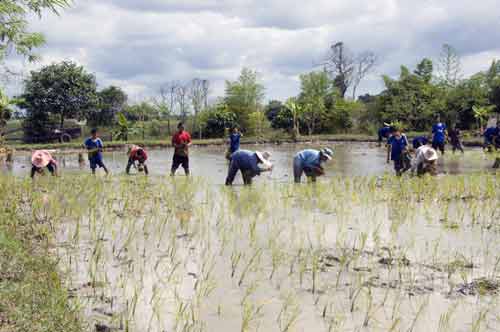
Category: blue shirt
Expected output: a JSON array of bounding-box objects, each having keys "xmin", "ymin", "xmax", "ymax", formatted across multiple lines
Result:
[
  {"xmin": 296, "ymin": 149, "xmax": 322, "ymax": 169},
  {"xmin": 378, "ymin": 126, "xmax": 392, "ymax": 139},
  {"xmin": 388, "ymin": 135, "xmax": 408, "ymax": 160},
  {"xmin": 412, "ymin": 136, "xmax": 428, "ymax": 149},
  {"xmin": 84, "ymin": 137, "xmax": 103, "ymax": 160},
  {"xmin": 432, "ymin": 123, "xmax": 447, "ymax": 143},
  {"xmin": 230, "ymin": 150, "xmax": 261, "ymax": 175},
  {"xmin": 484, "ymin": 127, "xmax": 499, "ymax": 140},
  {"xmin": 229, "ymin": 133, "xmax": 241, "ymax": 153}
]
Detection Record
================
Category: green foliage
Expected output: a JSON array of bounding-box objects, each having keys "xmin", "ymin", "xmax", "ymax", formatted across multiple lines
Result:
[
  {"xmin": 199, "ymin": 102, "xmax": 237, "ymax": 138},
  {"xmin": 123, "ymin": 101, "xmax": 157, "ymax": 122},
  {"xmin": 0, "ymin": 89, "xmax": 16, "ymax": 128},
  {"xmin": 0, "ymin": 0, "xmax": 70, "ymax": 62},
  {"xmin": 21, "ymin": 61, "xmax": 98, "ymax": 142},
  {"xmin": 225, "ymin": 68, "xmax": 265, "ymax": 130},
  {"xmin": 87, "ymin": 86, "xmax": 127, "ymax": 126},
  {"xmin": 246, "ymin": 111, "xmax": 270, "ymax": 137},
  {"xmin": 298, "ymin": 70, "xmax": 333, "ymax": 135}
]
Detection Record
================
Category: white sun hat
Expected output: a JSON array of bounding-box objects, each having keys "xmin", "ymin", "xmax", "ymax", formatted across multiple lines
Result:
[
  {"xmin": 424, "ymin": 148, "xmax": 438, "ymax": 161},
  {"xmin": 255, "ymin": 151, "xmax": 273, "ymax": 170},
  {"xmin": 320, "ymin": 148, "xmax": 333, "ymax": 160}
]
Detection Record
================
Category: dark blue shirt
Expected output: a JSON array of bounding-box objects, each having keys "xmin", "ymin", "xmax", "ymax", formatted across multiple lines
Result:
[
  {"xmin": 378, "ymin": 127, "xmax": 392, "ymax": 139},
  {"xmin": 230, "ymin": 150, "xmax": 261, "ymax": 175},
  {"xmin": 432, "ymin": 123, "xmax": 447, "ymax": 143},
  {"xmin": 412, "ymin": 136, "xmax": 428, "ymax": 149},
  {"xmin": 84, "ymin": 137, "xmax": 103, "ymax": 160},
  {"xmin": 229, "ymin": 133, "xmax": 241, "ymax": 153},
  {"xmin": 388, "ymin": 134, "xmax": 408, "ymax": 160},
  {"xmin": 484, "ymin": 127, "xmax": 499, "ymax": 140}
]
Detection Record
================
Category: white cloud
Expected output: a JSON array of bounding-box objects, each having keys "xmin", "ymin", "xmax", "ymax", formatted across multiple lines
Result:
[{"xmin": 3, "ymin": 0, "xmax": 500, "ymax": 101}]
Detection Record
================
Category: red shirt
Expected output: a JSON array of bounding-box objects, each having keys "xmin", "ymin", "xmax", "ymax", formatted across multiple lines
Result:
[
  {"xmin": 172, "ymin": 131, "xmax": 192, "ymax": 156},
  {"xmin": 129, "ymin": 146, "xmax": 148, "ymax": 162}
]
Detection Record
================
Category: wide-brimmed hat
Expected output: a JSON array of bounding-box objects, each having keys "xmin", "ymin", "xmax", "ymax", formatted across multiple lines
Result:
[
  {"xmin": 424, "ymin": 148, "xmax": 438, "ymax": 161},
  {"xmin": 320, "ymin": 148, "xmax": 333, "ymax": 160},
  {"xmin": 256, "ymin": 151, "xmax": 273, "ymax": 170},
  {"xmin": 31, "ymin": 150, "xmax": 51, "ymax": 168}
]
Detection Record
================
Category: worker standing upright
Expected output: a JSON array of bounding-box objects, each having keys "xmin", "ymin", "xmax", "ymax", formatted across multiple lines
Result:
[
  {"xmin": 171, "ymin": 122, "xmax": 192, "ymax": 176},
  {"xmin": 84, "ymin": 128, "xmax": 109, "ymax": 175},
  {"xmin": 432, "ymin": 121, "xmax": 447, "ymax": 154},
  {"xmin": 448, "ymin": 125, "xmax": 464, "ymax": 154},
  {"xmin": 378, "ymin": 123, "xmax": 393, "ymax": 146},
  {"xmin": 226, "ymin": 126, "xmax": 242, "ymax": 160}
]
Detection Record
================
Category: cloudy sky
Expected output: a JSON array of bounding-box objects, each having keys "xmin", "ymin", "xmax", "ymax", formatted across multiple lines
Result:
[{"xmin": 5, "ymin": 0, "xmax": 500, "ymax": 102}]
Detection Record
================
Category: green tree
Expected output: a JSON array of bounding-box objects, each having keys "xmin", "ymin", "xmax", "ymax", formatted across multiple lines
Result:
[
  {"xmin": 87, "ymin": 86, "xmax": 127, "ymax": 126},
  {"xmin": 0, "ymin": 0, "xmax": 70, "ymax": 62},
  {"xmin": 414, "ymin": 58, "xmax": 434, "ymax": 83},
  {"xmin": 298, "ymin": 70, "xmax": 332, "ymax": 135},
  {"xmin": 199, "ymin": 102, "xmax": 237, "ymax": 138},
  {"xmin": 225, "ymin": 68, "xmax": 265, "ymax": 130},
  {"xmin": 21, "ymin": 61, "xmax": 98, "ymax": 131}
]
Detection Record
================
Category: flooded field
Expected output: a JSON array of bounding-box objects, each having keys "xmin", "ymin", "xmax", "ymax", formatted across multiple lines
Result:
[
  {"xmin": 2, "ymin": 142, "xmax": 497, "ymax": 182},
  {"xmin": 2, "ymin": 143, "xmax": 499, "ymax": 332}
]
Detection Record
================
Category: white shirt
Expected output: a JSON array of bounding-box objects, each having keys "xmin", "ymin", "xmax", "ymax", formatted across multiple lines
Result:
[{"xmin": 412, "ymin": 146, "xmax": 436, "ymax": 172}]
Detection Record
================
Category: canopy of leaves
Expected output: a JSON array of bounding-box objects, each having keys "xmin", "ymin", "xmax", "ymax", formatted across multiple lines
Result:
[
  {"xmin": 86, "ymin": 86, "xmax": 128, "ymax": 126},
  {"xmin": 0, "ymin": 0, "xmax": 70, "ymax": 62},
  {"xmin": 199, "ymin": 102, "xmax": 237, "ymax": 138}
]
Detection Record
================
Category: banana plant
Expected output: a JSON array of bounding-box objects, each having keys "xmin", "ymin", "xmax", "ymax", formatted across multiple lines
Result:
[
  {"xmin": 285, "ymin": 97, "xmax": 302, "ymax": 140},
  {"xmin": 473, "ymin": 105, "xmax": 495, "ymax": 133},
  {"xmin": 113, "ymin": 112, "xmax": 140, "ymax": 141}
]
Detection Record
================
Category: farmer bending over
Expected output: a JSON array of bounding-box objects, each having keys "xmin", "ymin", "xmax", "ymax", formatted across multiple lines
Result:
[
  {"xmin": 412, "ymin": 145, "xmax": 438, "ymax": 176},
  {"xmin": 126, "ymin": 145, "xmax": 149, "ymax": 175},
  {"xmin": 293, "ymin": 148, "xmax": 333, "ymax": 183},
  {"xmin": 225, "ymin": 150, "xmax": 273, "ymax": 185},
  {"xmin": 84, "ymin": 128, "xmax": 109, "ymax": 175},
  {"xmin": 483, "ymin": 123, "xmax": 500, "ymax": 151},
  {"xmin": 378, "ymin": 123, "xmax": 393, "ymax": 146},
  {"xmin": 387, "ymin": 127, "xmax": 410, "ymax": 176},
  {"xmin": 171, "ymin": 122, "xmax": 192, "ymax": 176},
  {"xmin": 31, "ymin": 150, "xmax": 58, "ymax": 178},
  {"xmin": 412, "ymin": 136, "xmax": 429, "ymax": 150}
]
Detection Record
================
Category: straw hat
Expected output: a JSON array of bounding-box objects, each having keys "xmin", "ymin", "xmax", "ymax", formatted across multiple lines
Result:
[
  {"xmin": 424, "ymin": 148, "xmax": 438, "ymax": 161},
  {"xmin": 31, "ymin": 150, "xmax": 51, "ymax": 168},
  {"xmin": 256, "ymin": 151, "xmax": 273, "ymax": 170}
]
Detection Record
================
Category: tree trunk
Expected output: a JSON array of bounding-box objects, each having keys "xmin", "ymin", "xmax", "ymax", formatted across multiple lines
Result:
[{"xmin": 60, "ymin": 113, "xmax": 65, "ymax": 129}]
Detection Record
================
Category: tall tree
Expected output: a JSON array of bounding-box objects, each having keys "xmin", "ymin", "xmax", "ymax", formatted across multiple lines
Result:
[
  {"xmin": 323, "ymin": 42, "xmax": 377, "ymax": 99},
  {"xmin": 225, "ymin": 68, "xmax": 265, "ymax": 130},
  {"xmin": 299, "ymin": 70, "xmax": 332, "ymax": 135},
  {"xmin": 414, "ymin": 58, "xmax": 434, "ymax": 83},
  {"xmin": 437, "ymin": 44, "xmax": 461, "ymax": 88},
  {"xmin": 175, "ymin": 82, "xmax": 190, "ymax": 122},
  {"xmin": 189, "ymin": 78, "xmax": 208, "ymax": 138},
  {"xmin": 21, "ymin": 61, "xmax": 98, "ymax": 132}
]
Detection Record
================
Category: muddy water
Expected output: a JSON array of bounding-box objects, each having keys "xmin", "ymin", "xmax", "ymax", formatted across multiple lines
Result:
[
  {"xmin": 2, "ymin": 142, "xmax": 496, "ymax": 183},
  {"xmin": 47, "ymin": 171, "xmax": 500, "ymax": 332}
]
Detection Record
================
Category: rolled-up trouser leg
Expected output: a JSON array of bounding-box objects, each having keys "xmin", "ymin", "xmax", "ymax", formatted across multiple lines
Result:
[{"xmin": 293, "ymin": 156, "xmax": 304, "ymax": 183}]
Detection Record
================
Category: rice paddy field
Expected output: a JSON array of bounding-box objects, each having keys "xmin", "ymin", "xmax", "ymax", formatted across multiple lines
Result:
[{"xmin": 1, "ymin": 143, "xmax": 499, "ymax": 332}]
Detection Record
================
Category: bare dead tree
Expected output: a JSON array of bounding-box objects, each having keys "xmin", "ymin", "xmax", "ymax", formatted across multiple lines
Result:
[
  {"xmin": 438, "ymin": 44, "xmax": 462, "ymax": 88},
  {"xmin": 322, "ymin": 41, "xmax": 377, "ymax": 99},
  {"xmin": 175, "ymin": 82, "xmax": 190, "ymax": 123},
  {"xmin": 189, "ymin": 78, "xmax": 206, "ymax": 139},
  {"xmin": 352, "ymin": 51, "xmax": 377, "ymax": 99},
  {"xmin": 201, "ymin": 79, "xmax": 210, "ymax": 109}
]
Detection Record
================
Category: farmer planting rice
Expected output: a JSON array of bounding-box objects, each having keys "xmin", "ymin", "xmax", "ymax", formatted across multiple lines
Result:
[
  {"xmin": 126, "ymin": 145, "xmax": 149, "ymax": 175},
  {"xmin": 412, "ymin": 145, "xmax": 439, "ymax": 176},
  {"xmin": 412, "ymin": 136, "xmax": 429, "ymax": 149},
  {"xmin": 293, "ymin": 148, "xmax": 333, "ymax": 183},
  {"xmin": 84, "ymin": 128, "xmax": 109, "ymax": 175},
  {"xmin": 30, "ymin": 150, "xmax": 58, "ymax": 178},
  {"xmin": 226, "ymin": 126, "xmax": 243, "ymax": 160},
  {"xmin": 432, "ymin": 120, "xmax": 447, "ymax": 154},
  {"xmin": 225, "ymin": 150, "xmax": 273, "ymax": 185},
  {"xmin": 171, "ymin": 122, "xmax": 192, "ymax": 176},
  {"xmin": 483, "ymin": 123, "xmax": 500, "ymax": 151},
  {"xmin": 387, "ymin": 127, "xmax": 411, "ymax": 176},
  {"xmin": 448, "ymin": 125, "xmax": 464, "ymax": 153},
  {"xmin": 377, "ymin": 123, "xmax": 393, "ymax": 146}
]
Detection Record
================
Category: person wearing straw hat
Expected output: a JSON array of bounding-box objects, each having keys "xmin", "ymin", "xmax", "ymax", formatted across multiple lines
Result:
[
  {"xmin": 293, "ymin": 148, "xmax": 333, "ymax": 183},
  {"xmin": 30, "ymin": 150, "xmax": 58, "ymax": 178},
  {"xmin": 225, "ymin": 150, "xmax": 273, "ymax": 185},
  {"xmin": 411, "ymin": 145, "xmax": 439, "ymax": 176},
  {"xmin": 126, "ymin": 145, "xmax": 149, "ymax": 175}
]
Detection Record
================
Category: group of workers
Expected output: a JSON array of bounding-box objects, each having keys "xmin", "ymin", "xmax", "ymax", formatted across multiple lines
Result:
[
  {"xmin": 379, "ymin": 120, "xmax": 500, "ymax": 176},
  {"xmin": 29, "ymin": 120, "xmax": 500, "ymax": 182}
]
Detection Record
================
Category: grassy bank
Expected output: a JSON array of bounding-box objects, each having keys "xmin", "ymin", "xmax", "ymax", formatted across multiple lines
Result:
[
  {"xmin": 7, "ymin": 133, "xmax": 486, "ymax": 152},
  {"xmin": 0, "ymin": 178, "xmax": 83, "ymax": 332}
]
